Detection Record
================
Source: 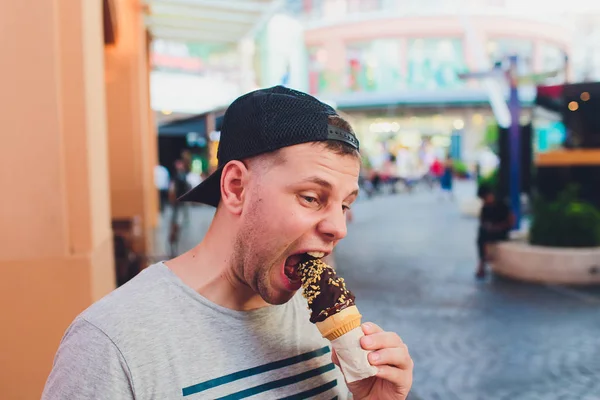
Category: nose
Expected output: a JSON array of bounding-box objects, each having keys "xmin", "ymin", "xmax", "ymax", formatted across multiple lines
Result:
[{"xmin": 317, "ymin": 207, "xmax": 348, "ymax": 242}]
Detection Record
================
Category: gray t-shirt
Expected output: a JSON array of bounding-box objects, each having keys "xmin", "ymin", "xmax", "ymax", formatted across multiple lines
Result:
[{"xmin": 42, "ymin": 263, "xmax": 348, "ymax": 399}]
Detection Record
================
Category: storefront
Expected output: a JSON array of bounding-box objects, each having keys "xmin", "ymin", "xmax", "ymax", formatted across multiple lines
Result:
[
  {"xmin": 347, "ymin": 110, "xmax": 493, "ymax": 173},
  {"xmin": 157, "ymin": 111, "xmax": 224, "ymax": 177}
]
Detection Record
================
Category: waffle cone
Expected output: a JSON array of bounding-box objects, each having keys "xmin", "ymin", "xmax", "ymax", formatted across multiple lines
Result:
[{"xmin": 315, "ymin": 305, "xmax": 362, "ymax": 341}]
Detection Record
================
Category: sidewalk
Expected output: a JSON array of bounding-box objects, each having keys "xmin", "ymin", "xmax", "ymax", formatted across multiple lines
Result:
[{"xmin": 335, "ymin": 186, "xmax": 600, "ymax": 400}]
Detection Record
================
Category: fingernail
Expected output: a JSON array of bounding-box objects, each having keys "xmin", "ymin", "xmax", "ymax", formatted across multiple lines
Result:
[
  {"xmin": 363, "ymin": 337, "xmax": 373, "ymax": 347},
  {"xmin": 363, "ymin": 323, "xmax": 372, "ymax": 330},
  {"xmin": 370, "ymin": 352, "xmax": 380, "ymax": 362}
]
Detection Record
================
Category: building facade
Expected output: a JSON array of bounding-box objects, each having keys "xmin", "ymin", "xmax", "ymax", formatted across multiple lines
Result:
[{"xmin": 285, "ymin": 0, "xmax": 574, "ymax": 168}]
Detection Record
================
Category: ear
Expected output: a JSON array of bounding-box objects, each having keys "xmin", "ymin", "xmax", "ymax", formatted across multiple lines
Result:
[{"xmin": 220, "ymin": 160, "xmax": 248, "ymax": 215}]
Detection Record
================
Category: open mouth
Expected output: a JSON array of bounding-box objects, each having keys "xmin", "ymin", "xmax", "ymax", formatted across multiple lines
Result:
[{"xmin": 284, "ymin": 251, "xmax": 326, "ymax": 281}]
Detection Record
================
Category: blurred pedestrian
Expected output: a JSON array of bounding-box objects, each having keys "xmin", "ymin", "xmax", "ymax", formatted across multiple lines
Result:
[
  {"xmin": 439, "ymin": 156, "xmax": 454, "ymax": 200},
  {"xmin": 186, "ymin": 169, "xmax": 203, "ymax": 205},
  {"xmin": 476, "ymin": 185, "xmax": 514, "ymax": 279},
  {"xmin": 169, "ymin": 159, "xmax": 191, "ymax": 227},
  {"xmin": 154, "ymin": 164, "xmax": 170, "ymax": 213},
  {"xmin": 429, "ymin": 157, "xmax": 444, "ymax": 189}
]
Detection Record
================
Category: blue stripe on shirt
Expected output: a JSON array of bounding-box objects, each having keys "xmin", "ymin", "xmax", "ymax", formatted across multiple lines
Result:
[
  {"xmin": 279, "ymin": 379, "xmax": 338, "ymax": 400},
  {"xmin": 215, "ymin": 364, "xmax": 336, "ymax": 400},
  {"xmin": 182, "ymin": 346, "xmax": 331, "ymax": 396}
]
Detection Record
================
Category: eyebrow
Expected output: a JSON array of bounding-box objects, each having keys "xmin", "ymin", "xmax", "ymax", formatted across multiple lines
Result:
[{"xmin": 299, "ymin": 176, "xmax": 359, "ymax": 198}]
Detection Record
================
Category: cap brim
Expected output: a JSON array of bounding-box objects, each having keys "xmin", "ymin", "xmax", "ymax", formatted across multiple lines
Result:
[{"xmin": 177, "ymin": 167, "xmax": 223, "ymax": 207}]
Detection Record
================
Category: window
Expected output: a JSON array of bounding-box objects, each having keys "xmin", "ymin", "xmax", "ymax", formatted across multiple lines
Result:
[
  {"xmin": 406, "ymin": 38, "xmax": 467, "ymax": 89},
  {"xmin": 345, "ymin": 39, "xmax": 404, "ymax": 92}
]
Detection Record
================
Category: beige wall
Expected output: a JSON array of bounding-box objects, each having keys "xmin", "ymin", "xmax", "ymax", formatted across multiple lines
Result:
[
  {"xmin": 0, "ymin": 0, "xmax": 158, "ymax": 398},
  {"xmin": 0, "ymin": 0, "xmax": 115, "ymax": 398},
  {"xmin": 105, "ymin": 0, "xmax": 158, "ymax": 254}
]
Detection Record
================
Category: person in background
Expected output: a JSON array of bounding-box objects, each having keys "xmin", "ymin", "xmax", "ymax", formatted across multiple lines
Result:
[
  {"xmin": 429, "ymin": 157, "xmax": 444, "ymax": 189},
  {"xmin": 439, "ymin": 156, "xmax": 454, "ymax": 200},
  {"xmin": 169, "ymin": 159, "xmax": 191, "ymax": 226},
  {"xmin": 186, "ymin": 169, "xmax": 203, "ymax": 195},
  {"xmin": 476, "ymin": 185, "xmax": 515, "ymax": 279},
  {"xmin": 154, "ymin": 164, "xmax": 170, "ymax": 213}
]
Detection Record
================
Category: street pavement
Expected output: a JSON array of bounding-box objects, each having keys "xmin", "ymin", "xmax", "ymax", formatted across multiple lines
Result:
[
  {"xmin": 153, "ymin": 181, "xmax": 600, "ymax": 400},
  {"xmin": 336, "ymin": 182, "xmax": 600, "ymax": 400}
]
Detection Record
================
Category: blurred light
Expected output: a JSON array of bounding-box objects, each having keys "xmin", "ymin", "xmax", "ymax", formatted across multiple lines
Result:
[
  {"xmin": 162, "ymin": 110, "xmax": 173, "ymax": 115},
  {"xmin": 209, "ymin": 130, "xmax": 221, "ymax": 141},
  {"xmin": 399, "ymin": 133, "xmax": 422, "ymax": 148},
  {"xmin": 210, "ymin": 141, "xmax": 219, "ymax": 168},
  {"xmin": 581, "ymin": 92, "xmax": 591, "ymax": 101},
  {"xmin": 191, "ymin": 159, "xmax": 203, "ymax": 175},
  {"xmin": 239, "ymin": 38, "xmax": 255, "ymax": 54},
  {"xmin": 472, "ymin": 113, "xmax": 484, "ymax": 125},
  {"xmin": 453, "ymin": 119, "xmax": 465, "ymax": 130},
  {"xmin": 568, "ymin": 101, "xmax": 579, "ymax": 111},
  {"xmin": 369, "ymin": 122, "xmax": 401, "ymax": 134},
  {"xmin": 431, "ymin": 136, "xmax": 451, "ymax": 147}
]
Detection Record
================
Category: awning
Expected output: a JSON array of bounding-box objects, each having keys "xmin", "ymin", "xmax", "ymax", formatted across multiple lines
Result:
[
  {"xmin": 159, "ymin": 115, "xmax": 206, "ymax": 137},
  {"xmin": 144, "ymin": 0, "xmax": 284, "ymax": 45},
  {"xmin": 158, "ymin": 112, "xmax": 224, "ymax": 137},
  {"xmin": 327, "ymin": 87, "xmax": 537, "ymax": 111}
]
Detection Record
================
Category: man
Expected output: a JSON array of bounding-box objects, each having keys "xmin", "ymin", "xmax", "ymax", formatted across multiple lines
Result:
[
  {"xmin": 476, "ymin": 184, "xmax": 514, "ymax": 278},
  {"xmin": 42, "ymin": 86, "xmax": 413, "ymax": 399}
]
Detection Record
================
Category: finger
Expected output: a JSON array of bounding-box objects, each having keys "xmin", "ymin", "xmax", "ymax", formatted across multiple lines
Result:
[
  {"xmin": 368, "ymin": 345, "xmax": 413, "ymax": 368},
  {"xmin": 375, "ymin": 365, "xmax": 413, "ymax": 394},
  {"xmin": 361, "ymin": 322, "xmax": 383, "ymax": 335},
  {"xmin": 331, "ymin": 349, "xmax": 340, "ymax": 367},
  {"xmin": 361, "ymin": 331, "xmax": 404, "ymax": 351}
]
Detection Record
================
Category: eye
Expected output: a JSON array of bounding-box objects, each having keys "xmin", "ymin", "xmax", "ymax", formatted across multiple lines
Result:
[
  {"xmin": 342, "ymin": 204, "xmax": 351, "ymax": 212},
  {"xmin": 301, "ymin": 195, "xmax": 317, "ymax": 204},
  {"xmin": 299, "ymin": 195, "xmax": 320, "ymax": 208}
]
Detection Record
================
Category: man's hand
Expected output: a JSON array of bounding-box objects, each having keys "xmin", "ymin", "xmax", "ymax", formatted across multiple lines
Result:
[{"xmin": 332, "ymin": 323, "xmax": 413, "ymax": 400}]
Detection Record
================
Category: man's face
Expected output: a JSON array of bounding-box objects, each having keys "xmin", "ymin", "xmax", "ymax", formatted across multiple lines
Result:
[{"xmin": 233, "ymin": 142, "xmax": 361, "ymax": 305}]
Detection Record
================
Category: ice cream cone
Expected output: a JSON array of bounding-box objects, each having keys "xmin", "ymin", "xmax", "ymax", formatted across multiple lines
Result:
[{"xmin": 316, "ymin": 305, "xmax": 362, "ymax": 340}]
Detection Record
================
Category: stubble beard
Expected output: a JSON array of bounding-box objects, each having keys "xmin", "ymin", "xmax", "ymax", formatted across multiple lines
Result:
[
  {"xmin": 232, "ymin": 225, "xmax": 276, "ymax": 304},
  {"xmin": 232, "ymin": 194, "xmax": 295, "ymax": 305},
  {"xmin": 233, "ymin": 223, "xmax": 295, "ymax": 306}
]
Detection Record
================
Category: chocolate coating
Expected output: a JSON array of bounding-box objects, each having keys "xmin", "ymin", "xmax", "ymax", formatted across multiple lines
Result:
[{"xmin": 297, "ymin": 259, "xmax": 356, "ymax": 323}]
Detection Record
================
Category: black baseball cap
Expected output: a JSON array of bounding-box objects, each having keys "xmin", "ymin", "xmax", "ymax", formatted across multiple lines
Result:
[{"xmin": 178, "ymin": 85, "xmax": 360, "ymax": 207}]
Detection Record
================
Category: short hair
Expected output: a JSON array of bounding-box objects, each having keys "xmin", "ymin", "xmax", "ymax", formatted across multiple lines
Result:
[{"xmin": 314, "ymin": 115, "xmax": 361, "ymax": 158}]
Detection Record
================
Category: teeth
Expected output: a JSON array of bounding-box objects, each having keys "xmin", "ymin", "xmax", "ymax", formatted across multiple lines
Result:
[{"xmin": 307, "ymin": 251, "xmax": 325, "ymax": 259}]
